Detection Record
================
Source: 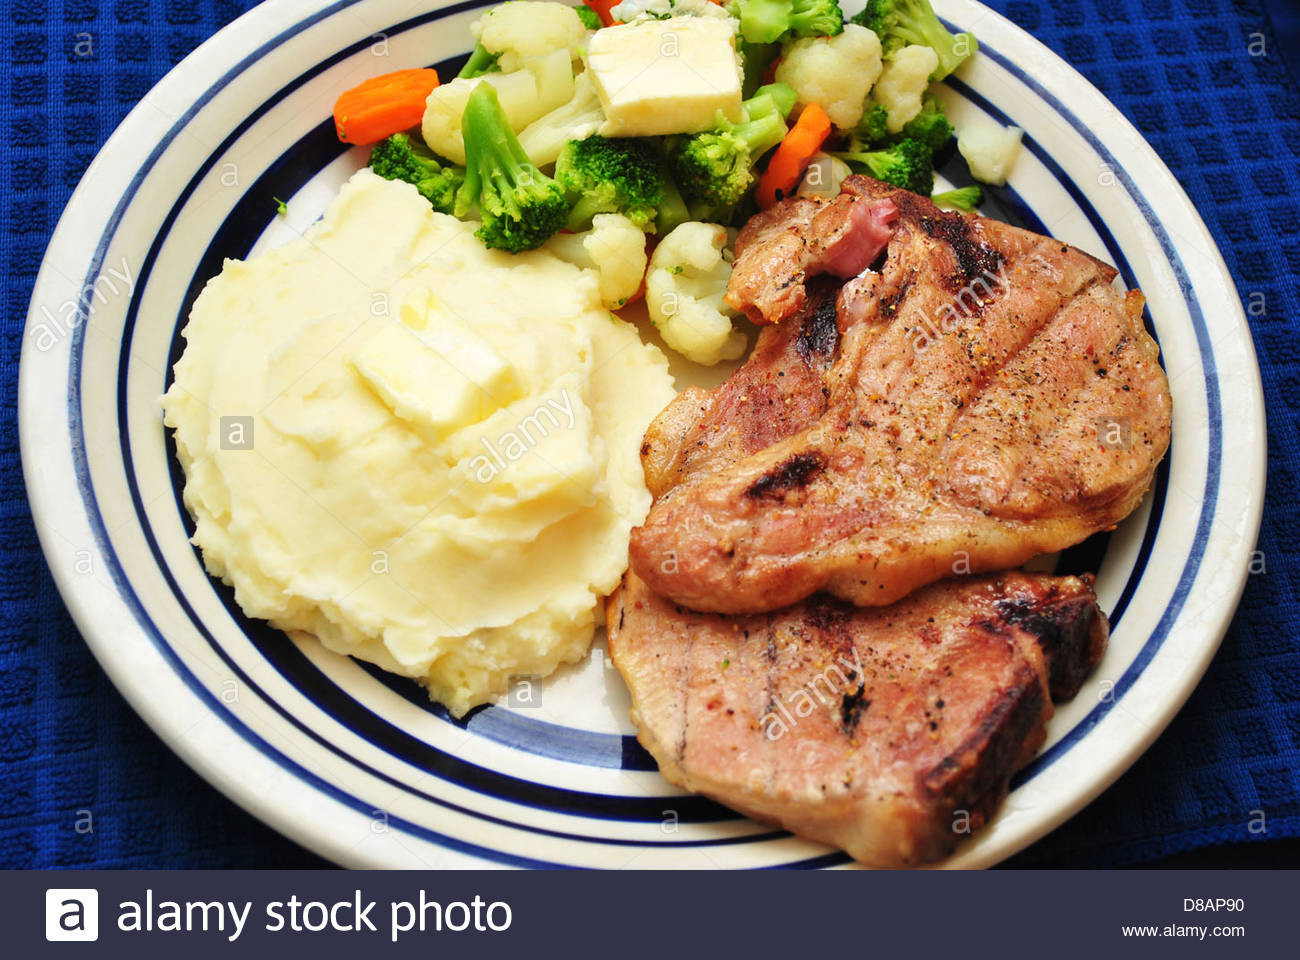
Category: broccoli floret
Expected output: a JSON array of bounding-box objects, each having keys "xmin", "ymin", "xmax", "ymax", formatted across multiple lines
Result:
[
  {"xmin": 555, "ymin": 135, "xmax": 665, "ymax": 231},
  {"xmin": 844, "ymin": 100, "xmax": 949, "ymax": 194},
  {"xmin": 931, "ymin": 185, "xmax": 982, "ymax": 211},
  {"xmin": 655, "ymin": 156, "xmax": 692, "ymax": 235},
  {"xmin": 454, "ymin": 83, "xmax": 570, "ymax": 252},
  {"xmin": 852, "ymin": 0, "xmax": 977, "ymax": 80},
  {"xmin": 789, "ymin": 0, "xmax": 844, "ymax": 37},
  {"xmin": 854, "ymin": 102, "xmax": 891, "ymax": 146},
  {"xmin": 670, "ymin": 83, "xmax": 796, "ymax": 209},
  {"xmin": 835, "ymin": 137, "xmax": 934, "ymax": 195},
  {"xmin": 368, "ymin": 132, "xmax": 466, "ymax": 214},
  {"xmin": 458, "ymin": 40, "xmax": 502, "ymax": 78},
  {"xmin": 900, "ymin": 96, "xmax": 953, "ymax": 152},
  {"xmin": 575, "ymin": 4, "xmax": 603, "ymax": 30},
  {"xmin": 733, "ymin": 0, "xmax": 844, "ymax": 44},
  {"xmin": 734, "ymin": 0, "xmax": 794, "ymax": 44},
  {"xmin": 657, "ymin": 177, "xmax": 691, "ymax": 235}
]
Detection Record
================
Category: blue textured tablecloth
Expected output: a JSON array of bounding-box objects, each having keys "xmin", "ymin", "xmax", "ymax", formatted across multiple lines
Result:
[{"xmin": 2, "ymin": 0, "xmax": 1297, "ymax": 869}]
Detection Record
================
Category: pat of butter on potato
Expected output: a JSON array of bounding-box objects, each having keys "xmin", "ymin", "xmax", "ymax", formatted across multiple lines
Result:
[
  {"xmin": 588, "ymin": 18, "xmax": 743, "ymax": 137},
  {"xmin": 349, "ymin": 290, "xmax": 522, "ymax": 442},
  {"xmin": 446, "ymin": 372, "xmax": 601, "ymax": 516}
]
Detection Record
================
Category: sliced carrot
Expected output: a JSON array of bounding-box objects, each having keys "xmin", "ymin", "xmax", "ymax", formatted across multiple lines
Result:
[
  {"xmin": 585, "ymin": 0, "xmax": 621, "ymax": 26},
  {"xmin": 761, "ymin": 55, "xmax": 782, "ymax": 88},
  {"xmin": 334, "ymin": 68, "xmax": 440, "ymax": 145},
  {"xmin": 756, "ymin": 102, "xmax": 832, "ymax": 209}
]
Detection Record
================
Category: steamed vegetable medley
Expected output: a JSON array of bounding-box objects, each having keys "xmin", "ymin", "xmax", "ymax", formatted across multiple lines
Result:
[{"xmin": 332, "ymin": 0, "xmax": 1024, "ymax": 365}]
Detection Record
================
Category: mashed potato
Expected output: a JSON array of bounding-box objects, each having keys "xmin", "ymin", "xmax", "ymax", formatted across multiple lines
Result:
[{"xmin": 163, "ymin": 169, "xmax": 675, "ymax": 716}]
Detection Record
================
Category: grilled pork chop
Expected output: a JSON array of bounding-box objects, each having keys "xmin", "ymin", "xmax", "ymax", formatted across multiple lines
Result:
[
  {"xmin": 614, "ymin": 261, "xmax": 1108, "ymax": 865},
  {"xmin": 630, "ymin": 176, "xmax": 1172, "ymax": 614},
  {"xmin": 609, "ymin": 568, "xmax": 1106, "ymax": 866}
]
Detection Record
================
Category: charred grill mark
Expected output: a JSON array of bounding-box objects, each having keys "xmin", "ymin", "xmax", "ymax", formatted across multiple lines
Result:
[
  {"xmin": 803, "ymin": 596, "xmax": 866, "ymax": 737},
  {"xmin": 882, "ymin": 184, "xmax": 939, "ymax": 223},
  {"xmin": 746, "ymin": 451, "xmax": 827, "ymax": 499},
  {"xmin": 840, "ymin": 682, "xmax": 869, "ymax": 734},
  {"xmin": 878, "ymin": 277, "xmax": 913, "ymax": 317},
  {"xmin": 803, "ymin": 594, "xmax": 853, "ymax": 630},
  {"xmin": 973, "ymin": 617, "xmax": 1009, "ymax": 638},
  {"xmin": 995, "ymin": 594, "xmax": 1101, "ymax": 701},
  {"xmin": 918, "ymin": 213, "xmax": 1004, "ymax": 288},
  {"xmin": 795, "ymin": 290, "xmax": 840, "ymax": 364},
  {"xmin": 921, "ymin": 665, "xmax": 1044, "ymax": 811}
]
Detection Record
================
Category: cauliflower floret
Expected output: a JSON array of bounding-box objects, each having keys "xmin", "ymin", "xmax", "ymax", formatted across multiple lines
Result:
[
  {"xmin": 422, "ymin": 49, "xmax": 574, "ymax": 164},
  {"xmin": 775, "ymin": 24, "xmax": 882, "ymax": 131},
  {"xmin": 872, "ymin": 44, "xmax": 940, "ymax": 133},
  {"xmin": 517, "ymin": 71, "xmax": 606, "ymax": 166},
  {"xmin": 610, "ymin": 0, "xmax": 735, "ymax": 24},
  {"xmin": 470, "ymin": 1, "xmax": 588, "ymax": 72},
  {"xmin": 646, "ymin": 222, "xmax": 746, "ymax": 366},
  {"xmin": 957, "ymin": 121, "xmax": 1024, "ymax": 186},
  {"xmin": 546, "ymin": 214, "xmax": 648, "ymax": 310}
]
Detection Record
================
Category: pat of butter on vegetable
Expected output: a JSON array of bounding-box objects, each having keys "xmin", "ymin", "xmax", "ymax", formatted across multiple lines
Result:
[{"xmin": 588, "ymin": 19, "xmax": 743, "ymax": 137}]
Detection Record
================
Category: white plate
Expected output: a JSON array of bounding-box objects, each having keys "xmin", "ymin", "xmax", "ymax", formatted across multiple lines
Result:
[{"xmin": 19, "ymin": 0, "xmax": 1265, "ymax": 868}]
